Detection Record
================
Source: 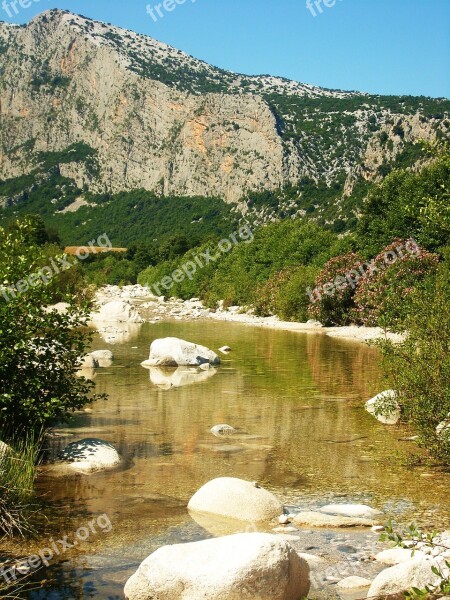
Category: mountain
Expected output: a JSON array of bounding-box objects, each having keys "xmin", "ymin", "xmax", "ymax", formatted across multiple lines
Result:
[{"xmin": 0, "ymin": 9, "xmax": 449, "ymax": 242}]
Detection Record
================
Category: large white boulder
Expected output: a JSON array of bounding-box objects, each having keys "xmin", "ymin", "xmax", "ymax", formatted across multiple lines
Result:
[
  {"xmin": 91, "ymin": 300, "xmax": 143, "ymax": 324},
  {"xmin": 367, "ymin": 557, "xmax": 446, "ymax": 598},
  {"xmin": 319, "ymin": 504, "xmax": 382, "ymax": 519},
  {"xmin": 124, "ymin": 533, "xmax": 310, "ymax": 600},
  {"xmin": 365, "ymin": 390, "xmax": 400, "ymax": 425},
  {"xmin": 89, "ymin": 349, "xmax": 114, "ymax": 368},
  {"xmin": 142, "ymin": 337, "xmax": 220, "ymax": 367},
  {"xmin": 188, "ymin": 477, "xmax": 283, "ymax": 522},
  {"xmin": 56, "ymin": 438, "xmax": 121, "ymax": 474},
  {"xmin": 375, "ymin": 547, "xmax": 425, "ymax": 565}
]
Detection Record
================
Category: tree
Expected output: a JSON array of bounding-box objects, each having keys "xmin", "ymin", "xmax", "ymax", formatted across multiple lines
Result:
[{"xmin": 0, "ymin": 217, "xmax": 100, "ymax": 432}]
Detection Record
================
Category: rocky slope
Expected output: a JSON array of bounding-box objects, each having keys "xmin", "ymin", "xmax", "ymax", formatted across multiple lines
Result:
[{"xmin": 1, "ymin": 9, "xmax": 448, "ymax": 209}]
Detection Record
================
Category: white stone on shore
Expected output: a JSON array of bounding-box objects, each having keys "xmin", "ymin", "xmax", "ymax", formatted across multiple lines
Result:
[
  {"xmin": 188, "ymin": 477, "xmax": 283, "ymax": 522},
  {"xmin": 91, "ymin": 300, "xmax": 143, "ymax": 324},
  {"xmin": 319, "ymin": 504, "xmax": 382, "ymax": 519},
  {"xmin": 375, "ymin": 547, "xmax": 425, "ymax": 565},
  {"xmin": 365, "ymin": 390, "xmax": 401, "ymax": 425},
  {"xmin": 368, "ymin": 557, "xmax": 446, "ymax": 598},
  {"xmin": 292, "ymin": 511, "xmax": 376, "ymax": 528},
  {"xmin": 141, "ymin": 337, "xmax": 220, "ymax": 367},
  {"xmin": 336, "ymin": 575, "xmax": 372, "ymax": 590},
  {"xmin": 124, "ymin": 533, "xmax": 310, "ymax": 600},
  {"xmin": 56, "ymin": 438, "xmax": 121, "ymax": 474}
]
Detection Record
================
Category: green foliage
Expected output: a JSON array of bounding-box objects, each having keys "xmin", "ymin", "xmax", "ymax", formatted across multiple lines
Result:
[
  {"xmin": 376, "ymin": 263, "xmax": 450, "ymax": 463},
  {"xmin": 254, "ymin": 265, "xmax": 319, "ymax": 321},
  {"xmin": 380, "ymin": 521, "xmax": 450, "ymax": 597},
  {"xmin": 357, "ymin": 149, "xmax": 450, "ymax": 255},
  {"xmin": 308, "ymin": 252, "xmax": 363, "ymax": 326},
  {"xmin": 353, "ymin": 240, "xmax": 440, "ymax": 330},
  {"xmin": 0, "ymin": 217, "xmax": 101, "ymax": 432}
]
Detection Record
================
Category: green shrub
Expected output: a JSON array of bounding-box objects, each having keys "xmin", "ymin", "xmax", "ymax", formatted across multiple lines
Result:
[
  {"xmin": 353, "ymin": 240, "xmax": 439, "ymax": 330},
  {"xmin": 307, "ymin": 252, "xmax": 364, "ymax": 326},
  {"xmin": 0, "ymin": 217, "xmax": 101, "ymax": 431},
  {"xmin": 377, "ymin": 263, "xmax": 450, "ymax": 464}
]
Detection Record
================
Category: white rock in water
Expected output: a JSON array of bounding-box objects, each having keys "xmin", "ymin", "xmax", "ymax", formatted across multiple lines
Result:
[
  {"xmin": 124, "ymin": 533, "xmax": 310, "ymax": 600},
  {"xmin": 90, "ymin": 350, "xmax": 114, "ymax": 361},
  {"xmin": 79, "ymin": 355, "xmax": 98, "ymax": 369},
  {"xmin": 188, "ymin": 477, "xmax": 283, "ymax": 522},
  {"xmin": 365, "ymin": 390, "xmax": 400, "ymax": 425},
  {"xmin": 375, "ymin": 547, "xmax": 425, "ymax": 565},
  {"xmin": 142, "ymin": 337, "xmax": 220, "ymax": 367},
  {"xmin": 57, "ymin": 438, "xmax": 121, "ymax": 474},
  {"xmin": 292, "ymin": 511, "xmax": 376, "ymax": 528},
  {"xmin": 368, "ymin": 557, "xmax": 445, "ymax": 598},
  {"xmin": 91, "ymin": 300, "xmax": 143, "ymax": 324},
  {"xmin": 210, "ymin": 424, "xmax": 236, "ymax": 437},
  {"xmin": 336, "ymin": 575, "xmax": 372, "ymax": 590},
  {"xmin": 219, "ymin": 346, "xmax": 232, "ymax": 353},
  {"xmin": 319, "ymin": 504, "xmax": 382, "ymax": 519}
]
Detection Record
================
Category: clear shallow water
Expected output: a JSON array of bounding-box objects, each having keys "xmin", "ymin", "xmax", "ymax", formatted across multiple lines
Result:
[{"xmin": 4, "ymin": 321, "xmax": 449, "ymax": 599}]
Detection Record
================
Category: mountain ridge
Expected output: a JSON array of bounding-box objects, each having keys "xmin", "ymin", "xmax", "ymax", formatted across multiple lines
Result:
[{"xmin": 0, "ymin": 9, "xmax": 449, "ymax": 230}]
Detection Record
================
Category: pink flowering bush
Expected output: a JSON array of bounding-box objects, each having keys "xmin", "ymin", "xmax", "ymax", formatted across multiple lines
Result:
[
  {"xmin": 308, "ymin": 252, "xmax": 364, "ymax": 326},
  {"xmin": 354, "ymin": 239, "xmax": 440, "ymax": 330}
]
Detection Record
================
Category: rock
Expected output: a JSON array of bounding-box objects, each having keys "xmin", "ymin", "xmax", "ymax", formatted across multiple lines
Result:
[
  {"xmin": 124, "ymin": 533, "xmax": 310, "ymax": 600},
  {"xmin": 188, "ymin": 477, "xmax": 283, "ymax": 522},
  {"xmin": 219, "ymin": 346, "xmax": 232, "ymax": 353},
  {"xmin": 368, "ymin": 557, "xmax": 445, "ymax": 599},
  {"xmin": 365, "ymin": 390, "xmax": 401, "ymax": 425},
  {"xmin": 210, "ymin": 424, "xmax": 236, "ymax": 437},
  {"xmin": 141, "ymin": 337, "xmax": 220, "ymax": 368},
  {"xmin": 306, "ymin": 320, "xmax": 322, "ymax": 327},
  {"xmin": 45, "ymin": 302, "xmax": 70, "ymax": 314},
  {"xmin": 336, "ymin": 575, "xmax": 372, "ymax": 590},
  {"xmin": 375, "ymin": 548, "xmax": 425, "ymax": 565},
  {"xmin": 79, "ymin": 355, "xmax": 98, "ymax": 369},
  {"xmin": 278, "ymin": 514, "xmax": 292, "ymax": 525},
  {"xmin": 297, "ymin": 553, "xmax": 325, "ymax": 567},
  {"xmin": 436, "ymin": 413, "xmax": 450, "ymax": 438},
  {"xmin": 147, "ymin": 366, "xmax": 217, "ymax": 389},
  {"xmin": 90, "ymin": 350, "xmax": 114, "ymax": 361},
  {"xmin": 56, "ymin": 438, "xmax": 121, "ymax": 474},
  {"xmin": 372, "ymin": 525, "xmax": 385, "ymax": 532},
  {"xmin": 292, "ymin": 511, "xmax": 376, "ymax": 528},
  {"xmin": 91, "ymin": 300, "xmax": 143, "ymax": 324},
  {"xmin": 319, "ymin": 504, "xmax": 382, "ymax": 519}
]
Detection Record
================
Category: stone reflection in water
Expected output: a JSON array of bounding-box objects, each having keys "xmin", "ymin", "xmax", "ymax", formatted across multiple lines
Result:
[
  {"xmin": 145, "ymin": 365, "xmax": 218, "ymax": 389},
  {"xmin": 95, "ymin": 322, "xmax": 143, "ymax": 345}
]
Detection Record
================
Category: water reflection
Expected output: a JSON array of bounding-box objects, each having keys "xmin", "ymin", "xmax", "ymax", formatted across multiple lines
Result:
[
  {"xmin": 3, "ymin": 320, "xmax": 447, "ymax": 599},
  {"xmin": 145, "ymin": 365, "xmax": 218, "ymax": 389}
]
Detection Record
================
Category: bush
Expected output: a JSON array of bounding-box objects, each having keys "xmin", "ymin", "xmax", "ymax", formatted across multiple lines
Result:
[
  {"xmin": 353, "ymin": 240, "xmax": 439, "ymax": 330},
  {"xmin": 377, "ymin": 263, "xmax": 450, "ymax": 464},
  {"xmin": 255, "ymin": 265, "xmax": 319, "ymax": 322},
  {"xmin": 307, "ymin": 252, "xmax": 364, "ymax": 326},
  {"xmin": 0, "ymin": 217, "xmax": 101, "ymax": 432}
]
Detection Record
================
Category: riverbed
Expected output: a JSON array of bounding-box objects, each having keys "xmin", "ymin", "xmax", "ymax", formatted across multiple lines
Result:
[{"xmin": 4, "ymin": 320, "xmax": 449, "ymax": 599}]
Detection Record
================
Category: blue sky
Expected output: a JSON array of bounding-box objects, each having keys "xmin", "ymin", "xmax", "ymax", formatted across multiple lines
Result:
[{"xmin": 1, "ymin": 0, "xmax": 449, "ymax": 97}]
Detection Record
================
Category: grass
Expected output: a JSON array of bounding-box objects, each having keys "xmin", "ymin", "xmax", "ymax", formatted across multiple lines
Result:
[{"xmin": 0, "ymin": 430, "xmax": 42, "ymax": 538}]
